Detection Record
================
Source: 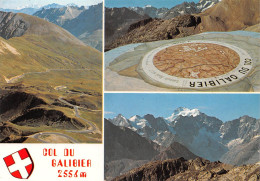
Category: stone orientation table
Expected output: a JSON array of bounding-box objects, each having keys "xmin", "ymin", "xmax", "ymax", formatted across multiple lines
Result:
[{"xmin": 105, "ymin": 31, "xmax": 260, "ymax": 92}]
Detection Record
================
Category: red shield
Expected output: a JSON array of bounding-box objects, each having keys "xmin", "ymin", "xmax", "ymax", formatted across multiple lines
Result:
[{"xmin": 3, "ymin": 148, "xmax": 34, "ymax": 179}]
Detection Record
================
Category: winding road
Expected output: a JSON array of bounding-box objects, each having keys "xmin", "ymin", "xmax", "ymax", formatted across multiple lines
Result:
[
  {"xmin": 4, "ymin": 68, "xmax": 102, "ymax": 143},
  {"xmin": 32, "ymin": 132, "xmax": 79, "ymax": 143},
  {"xmin": 58, "ymin": 97, "xmax": 100, "ymax": 133},
  {"xmin": 31, "ymin": 96, "xmax": 101, "ymax": 143},
  {"xmin": 3, "ymin": 68, "xmax": 100, "ymax": 83}
]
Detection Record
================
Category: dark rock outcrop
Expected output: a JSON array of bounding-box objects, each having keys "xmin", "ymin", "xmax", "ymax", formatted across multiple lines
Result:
[
  {"xmin": 128, "ymin": 18, "xmax": 154, "ymax": 33},
  {"xmin": 11, "ymin": 108, "xmax": 84, "ymax": 130},
  {"xmin": 106, "ymin": 15, "xmax": 201, "ymax": 50},
  {"xmin": 113, "ymin": 157, "xmax": 190, "ymax": 181},
  {"xmin": 0, "ymin": 91, "xmax": 46, "ymax": 122},
  {"xmin": 105, "ymin": 119, "xmax": 160, "ymax": 163},
  {"xmin": 105, "ymin": 7, "xmax": 150, "ymax": 50},
  {"xmin": 0, "ymin": 90, "xmax": 84, "ymax": 133},
  {"xmin": 0, "ymin": 11, "xmax": 29, "ymax": 39},
  {"xmin": 0, "ymin": 122, "xmax": 22, "ymax": 141},
  {"xmin": 153, "ymin": 142, "xmax": 198, "ymax": 161},
  {"xmin": 113, "ymin": 157, "xmax": 260, "ymax": 181}
]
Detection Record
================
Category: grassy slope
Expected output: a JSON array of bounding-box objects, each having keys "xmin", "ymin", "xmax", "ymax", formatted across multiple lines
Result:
[{"xmin": 0, "ymin": 13, "xmax": 102, "ymax": 143}]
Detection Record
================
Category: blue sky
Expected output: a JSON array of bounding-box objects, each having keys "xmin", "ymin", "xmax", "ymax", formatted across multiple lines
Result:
[
  {"xmin": 105, "ymin": 93, "xmax": 260, "ymax": 122},
  {"xmin": 0, "ymin": 0, "xmax": 102, "ymax": 9},
  {"xmin": 106, "ymin": 0, "xmax": 199, "ymax": 8}
]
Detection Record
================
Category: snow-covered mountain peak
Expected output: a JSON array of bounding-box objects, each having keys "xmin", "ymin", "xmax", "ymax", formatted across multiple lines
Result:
[
  {"xmin": 109, "ymin": 114, "xmax": 130, "ymax": 127},
  {"xmin": 129, "ymin": 115, "xmax": 142, "ymax": 122},
  {"xmin": 115, "ymin": 113, "xmax": 126, "ymax": 119},
  {"xmin": 144, "ymin": 5, "xmax": 152, "ymax": 8},
  {"xmin": 129, "ymin": 115, "xmax": 151, "ymax": 129},
  {"xmin": 66, "ymin": 3, "xmax": 78, "ymax": 7},
  {"xmin": 166, "ymin": 107, "xmax": 200, "ymax": 122}
]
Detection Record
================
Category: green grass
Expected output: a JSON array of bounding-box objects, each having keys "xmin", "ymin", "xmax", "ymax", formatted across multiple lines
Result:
[{"xmin": 0, "ymin": 14, "xmax": 102, "ymax": 143}]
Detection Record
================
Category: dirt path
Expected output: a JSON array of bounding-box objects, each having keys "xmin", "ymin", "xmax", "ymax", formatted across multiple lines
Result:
[
  {"xmin": 31, "ymin": 132, "xmax": 79, "ymax": 143},
  {"xmin": 2, "ymin": 68, "xmax": 94, "ymax": 83}
]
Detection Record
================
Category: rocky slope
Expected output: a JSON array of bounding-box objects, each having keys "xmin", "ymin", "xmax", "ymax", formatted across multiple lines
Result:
[
  {"xmin": 105, "ymin": 119, "xmax": 159, "ymax": 163},
  {"xmin": 219, "ymin": 116, "xmax": 260, "ymax": 165},
  {"xmin": 108, "ymin": 107, "xmax": 260, "ymax": 164},
  {"xmin": 0, "ymin": 11, "xmax": 29, "ymax": 39},
  {"xmin": 105, "ymin": 7, "xmax": 149, "ymax": 50},
  {"xmin": 197, "ymin": 0, "xmax": 260, "ymax": 32},
  {"xmin": 221, "ymin": 136, "xmax": 260, "ymax": 166},
  {"xmin": 106, "ymin": 0, "xmax": 259, "ymax": 50},
  {"xmin": 34, "ymin": 3, "xmax": 102, "ymax": 51},
  {"xmin": 106, "ymin": 14, "xmax": 201, "ymax": 50},
  {"xmin": 113, "ymin": 157, "xmax": 260, "ymax": 181},
  {"xmin": 153, "ymin": 142, "xmax": 198, "ymax": 161}
]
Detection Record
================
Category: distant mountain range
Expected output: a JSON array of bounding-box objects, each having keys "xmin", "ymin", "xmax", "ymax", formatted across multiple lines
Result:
[
  {"xmin": 128, "ymin": 0, "xmax": 217, "ymax": 19},
  {"xmin": 105, "ymin": 0, "xmax": 259, "ymax": 50},
  {"xmin": 108, "ymin": 107, "xmax": 260, "ymax": 165},
  {"xmin": 0, "ymin": 3, "xmax": 73, "ymax": 15},
  {"xmin": 0, "ymin": 3, "xmax": 102, "ymax": 51},
  {"xmin": 129, "ymin": 6, "xmax": 169, "ymax": 19},
  {"xmin": 33, "ymin": 3, "xmax": 102, "ymax": 51},
  {"xmin": 129, "ymin": 0, "xmax": 220, "ymax": 19}
]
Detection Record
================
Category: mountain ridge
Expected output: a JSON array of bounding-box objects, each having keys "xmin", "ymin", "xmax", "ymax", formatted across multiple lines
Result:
[
  {"xmin": 33, "ymin": 3, "xmax": 103, "ymax": 51},
  {"xmin": 113, "ymin": 157, "xmax": 259, "ymax": 181},
  {"xmin": 107, "ymin": 107, "xmax": 259, "ymax": 164}
]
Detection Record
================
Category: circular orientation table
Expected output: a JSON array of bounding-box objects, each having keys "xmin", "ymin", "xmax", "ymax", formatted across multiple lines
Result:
[
  {"xmin": 105, "ymin": 31, "xmax": 260, "ymax": 92},
  {"xmin": 141, "ymin": 40, "xmax": 253, "ymax": 90}
]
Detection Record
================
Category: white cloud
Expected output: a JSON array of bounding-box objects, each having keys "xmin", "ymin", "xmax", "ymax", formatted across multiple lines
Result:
[{"xmin": 105, "ymin": 111, "xmax": 115, "ymax": 115}]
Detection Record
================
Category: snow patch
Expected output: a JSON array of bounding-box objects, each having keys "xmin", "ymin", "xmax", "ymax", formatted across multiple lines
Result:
[
  {"xmin": 253, "ymin": 135, "xmax": 260, "ymax": 139},
  {"xmin": 144, "ymin": 5, "xmax": 152, "ymax": 8},
  {"xmin": 166, "ymin": 107, "xmax": 200, "ymax": 122},
  {"xmin": 178, "ymin": 10, "xmax": 185, "ymax": 15},
  {"xmin": 111, "ymin": 114, "xmax": 130, "ymax": 127},
  {"xmin": 227, "ymin": 138, "xmax": 244, "ymax": 149},
  {"xmin": 129, "ymin": 115, "xmax": 151, "ymax": 129}
]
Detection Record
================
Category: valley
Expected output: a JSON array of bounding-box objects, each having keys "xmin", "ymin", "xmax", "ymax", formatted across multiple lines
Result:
[{"xmin": 0, "ymin": 10, "xmax": 102, "ymax": 143}]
